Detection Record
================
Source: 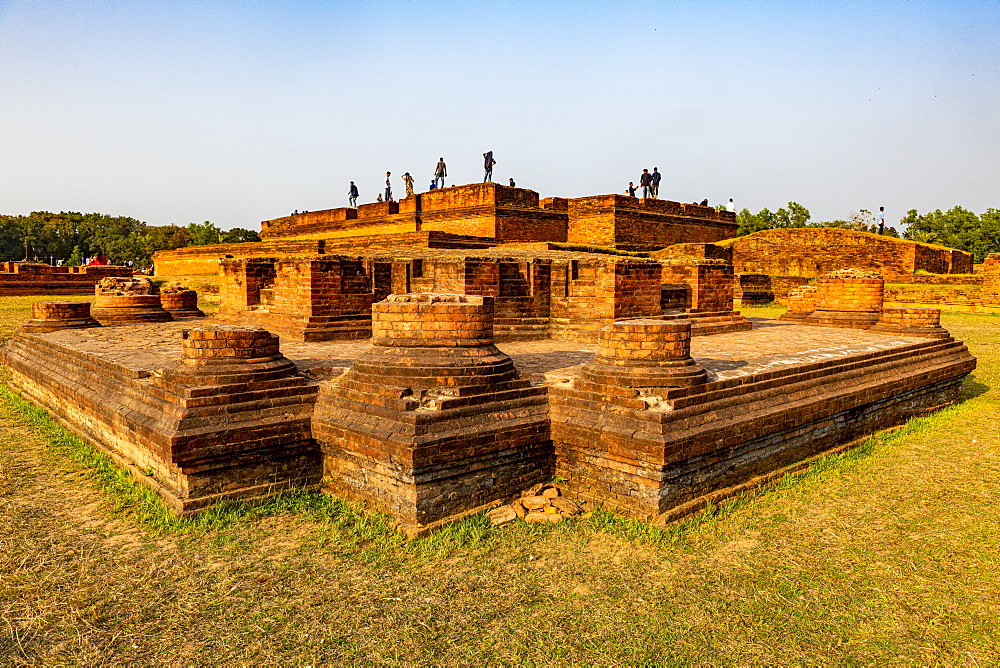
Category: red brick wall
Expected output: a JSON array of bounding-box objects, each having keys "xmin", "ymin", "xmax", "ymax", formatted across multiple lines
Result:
[{"xmin": 727, "ymin": 228, "xmax": 973, "ymax": 279}]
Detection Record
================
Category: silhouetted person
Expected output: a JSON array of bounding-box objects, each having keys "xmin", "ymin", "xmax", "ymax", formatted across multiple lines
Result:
[
  {"xmin": 650, "ymin": 167, "xmax": 661, "ymax": 198},
  {"xmin": 639, "ymin": 169, "xmax": 652, "ymax": 198},
  {"xmin": 483, "ymin": 151, "xmax": 495, "ymax": 182},
  {"xmin": 376, "ymin": 193, "xmax": 383, "ymax": 202},
  {"xmin": 877, "ymin": 206, "xmax": 885, "ymax": 234},
  {"xmin": 348, "ymin": 181, "xmax": 359, "ymax": 207},
  {"xmin": 434, "ymin": 157, "xmax": 447, "ymax": 189},
  {"xmin": 385, "ymin": 172, "xmax": 393, "ymax": 202},
  {"xmin": 509, "ymin": 178, "xmax": 516, "ymax": 187},
  {"xmin": 429, "ymin": 180, "xmax": 437, "ymax": 190},
  {"xmin": 402, "ymin": 172, "xmax": 414, "ymax": 197},
  {"xmin": 700, "ymin": 198, "xmax": 709, "ymax": 206},
  {"xmin": 626, "ymin": 182, "xmax": 637, "ymax": 197}
]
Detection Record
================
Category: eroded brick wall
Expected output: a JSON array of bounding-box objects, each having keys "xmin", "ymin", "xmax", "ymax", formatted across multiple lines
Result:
[{"xmin": 728, "ymin": 228, "xmax": 973, "ymax": 279}]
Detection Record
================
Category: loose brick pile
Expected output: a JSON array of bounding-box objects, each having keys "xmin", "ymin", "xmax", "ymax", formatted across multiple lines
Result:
[
  {"xmin": 21, "ymin": 301, "xmax": 99, "ymax": 333},
  {"xmin": 92, "ymin": 276, "xmax": 173, "ymax": 325},
  {"xmin": 487, "ymin": 484, "xmax": 588, "ymax": 526}
]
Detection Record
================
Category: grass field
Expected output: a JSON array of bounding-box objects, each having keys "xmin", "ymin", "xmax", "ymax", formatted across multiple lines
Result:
[{"xmin": 1, "ymin": 299, "xmax": 998, "ymax": 663}]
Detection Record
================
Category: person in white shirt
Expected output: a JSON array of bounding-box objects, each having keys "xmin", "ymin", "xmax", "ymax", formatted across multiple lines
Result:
[{"xmin": 877, "ymin": 206, "xmax": 885, "ymax": 234}]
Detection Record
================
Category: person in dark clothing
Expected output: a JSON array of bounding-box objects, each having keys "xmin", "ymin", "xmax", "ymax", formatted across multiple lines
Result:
[
  {"xmin": 348, "ymin": 181, "xmax": 359, "ymax": 208},
  {"xmin": 625, "ymin": 182, "xmax": 637, "ymax": 197},
  {"xmin": 509, "ymin": 178, "xmax": 516, "ymax": 187},
  {"xmin": 639, "ymin": 169, "xmax": 652, "ymax": 198},
  {"xmin": 650, "ymin": 167, "xmax": 661, "ymax": 198},
  {"xmin": 429, "ymin": 180, "xmax": 437, "ymax": 190},
  {"xmin": 483, "ymin": 151, "xmax": 495, "ymax": 182},
  {"xmin": 700, "ymin": 198, "xmax": 709, "ymax": 206}
]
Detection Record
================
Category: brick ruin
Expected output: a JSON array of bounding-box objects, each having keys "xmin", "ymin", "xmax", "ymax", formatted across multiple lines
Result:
[
  {"xmin": 210, "ymin": 248, "xmax": 751, "ymax": 343},
  {"xmin": 724, "ymin": 228, "xmax": 974, "ymax": 280},
  {"xmin": 0, "ymin": 183, "xmax": 981, "ymax": 534},
  {"xmin": 0, "ymin": 261, "xmax": 131, "ymax": 296},
  {"xmin": 152, "ymin": 184, "xmax": 739, "ymax": 276},
  {"xmin": 3, "ymin": 280, "xmax": 976, "ymax": 533}
]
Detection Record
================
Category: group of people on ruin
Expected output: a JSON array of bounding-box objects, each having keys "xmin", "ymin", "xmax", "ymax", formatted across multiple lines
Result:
[{"xmin": 347, "ymin": 152, "xmax": 507, "ymax": 207}]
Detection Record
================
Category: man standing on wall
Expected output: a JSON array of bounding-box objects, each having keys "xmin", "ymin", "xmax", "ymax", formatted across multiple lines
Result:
[
  {"xmin": 348, "ymin": 181, "xmax": 359, "ymax": 208},
  {"xmin": 877, "ymin": 206, "xmax": 885, "ymax": 235},
  {"xmin": 650, "ymin": 167, "xmax": 661, "ymax": 199},
  {"xmin": 434, "ymin": 157, "xmax": 447, "ymax": 188},
  {"xmin": 639, "ymin": 169, "xmax": 652, "ymax": 198},
  {"xmin": 402, "ymin": 172, "xmax": 415, "ymax": 197},
  {"xmin": 483, "ymin": 151, "xmax": 495, "ymax": 182},
  {"xmin": 385, "ymin": 172, "xmax": 393, "ymax": 202}
]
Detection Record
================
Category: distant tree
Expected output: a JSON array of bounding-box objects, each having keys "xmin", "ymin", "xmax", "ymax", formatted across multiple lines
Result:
[
  {"xmin": 736, "ymin": 202, "xmax": 811, "ymax": 236},
  {"xmin": 222, "ymin": 228, "xmax": 261, "ymax": 243},
  {"xmin": 68, "ymin": 245, "xmax": 83, "ymax": 266},
  {"xmin": 186, "ymin": 220, "xmax": 224, "ymax": 246}
]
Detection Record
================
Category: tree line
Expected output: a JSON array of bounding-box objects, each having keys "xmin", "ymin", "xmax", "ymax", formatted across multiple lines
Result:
[
  {"xmin": 735, "ymin": 203, "xmax": 1000, "ymax": 262},
  {"xmin": 0, "ymin": 212, "xmax": 260, "ymax": 268}
]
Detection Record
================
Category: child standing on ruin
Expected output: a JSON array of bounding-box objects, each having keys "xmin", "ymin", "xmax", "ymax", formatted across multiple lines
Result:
[{"xmin": 402, "ymin": 172, "xmax": 414, "ymax": 197}]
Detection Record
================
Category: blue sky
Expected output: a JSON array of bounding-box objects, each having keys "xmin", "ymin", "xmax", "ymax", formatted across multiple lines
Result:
[{"xmin": 1, "ymin": 0, "xmax": 997, "ymax": 230}]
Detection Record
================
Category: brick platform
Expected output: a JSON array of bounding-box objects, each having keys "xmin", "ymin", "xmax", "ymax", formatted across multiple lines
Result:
[
  {"xmin": 1, "ymin": 303, "xmax": 977, "ymax": 531},
  {"xmin": 3, "ymin": 325, "xmax": 319, "ymax": 515}
]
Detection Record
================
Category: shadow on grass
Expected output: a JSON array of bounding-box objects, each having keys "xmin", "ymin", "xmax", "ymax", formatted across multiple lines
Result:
[{"xmin": 960, "ymin": 375, "xmax": 991, "ymax": 401}]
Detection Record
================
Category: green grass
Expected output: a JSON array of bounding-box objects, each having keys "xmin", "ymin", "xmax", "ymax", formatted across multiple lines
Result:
[{"xmin": 1, "ymin": 297, "xmax": 999, "ymax": 663}]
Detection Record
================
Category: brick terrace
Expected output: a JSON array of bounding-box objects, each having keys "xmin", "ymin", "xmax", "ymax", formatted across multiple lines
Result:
[{"xmin": 36, "ymin": 317, "xmax": 918, "ymax": 387}]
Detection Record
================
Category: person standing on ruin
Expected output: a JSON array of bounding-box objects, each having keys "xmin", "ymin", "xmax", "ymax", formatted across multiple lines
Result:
[
  {"xmin": 402, "ymin": 172, "xmax": 414, "ymax": 197},
  {"xmin": 509, "ymin": 178, "xmax": 516, "ymax": 187},
  {"xmin": 625, "ymin": 182, "xmax": 637, "ymax": 197},
  {"xmin": 385, "ymin": 172, "xmax": 393, "ymax": 202},
  {"xmin": 348, "ymin": 181, "xmax": 359, "ymax": 208},
  {"xmin": 728, "ymin": 198, "xmax": 735, "ymax": 212},
  {"xmin": 483, "ymin": 151, "xmax": 495, "ymax": 182},
  {"xmin": 639, "ymin": 169, "xmax": 652, "ymax": 198},
  {"xmin": 434, "ymin": 157, "xmax": 447, "ymax": 189},
  {"xmin": 650, "ymin": 167, "xmax": 662, "ymax": 198},
  {"xmin": 877, "ymin": 206, "xmax": 885, "ymax": 235}
]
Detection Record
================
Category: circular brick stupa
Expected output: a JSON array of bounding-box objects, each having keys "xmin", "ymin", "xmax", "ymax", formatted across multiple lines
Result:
[
  {"xmin": 805, "ymin": 269, "xmax": 884, "ymax": 329},
  {"xmin": 91, "ymin": 276, "xmax": 173, "ymax": 325},
  {"xmin": 21, "ymin": 301, "xmax": 100, "ymax": 333},
  {"xmin": 345, "ymin": 293, "xmax": 525, "ymax": 408},
  {"xmin": 160, "ymin": 326, "xmax": 298, "ymax": 386},
  {"xmin": 778, "ymin": 285, "xmax": 819, "ymax": 323},
  {"xmin": 581, "ymin": 319, "xmax": 707, "ymax": 388},
  {"xmin": 160, "ymin": 286, "xmax": 205, "ymax": 318},
  {"xmin": 869, "ymin": 306, "xmax": 951, "ymax": 339}
]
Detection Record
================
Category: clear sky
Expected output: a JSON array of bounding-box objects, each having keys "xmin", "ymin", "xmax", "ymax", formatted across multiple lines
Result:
[{"xmin": 1, "ymin": 0, "xmax": 997, "ymax": 230}]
